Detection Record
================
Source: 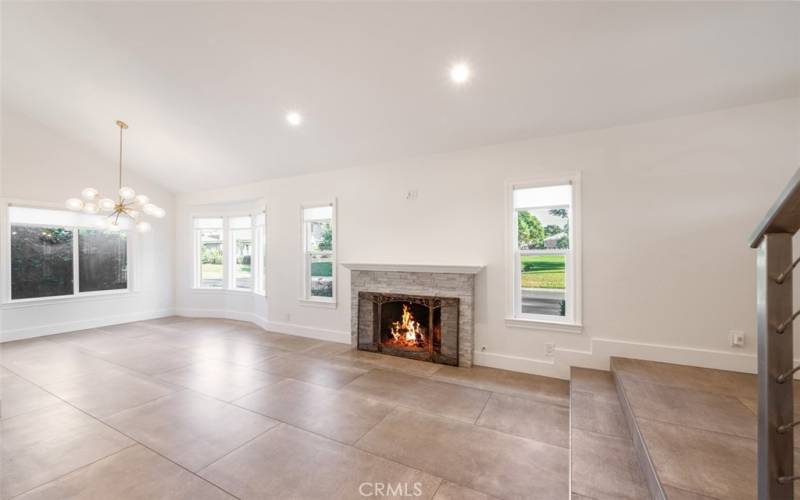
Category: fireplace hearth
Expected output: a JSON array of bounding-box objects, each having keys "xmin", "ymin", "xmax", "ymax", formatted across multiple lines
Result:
[{"xmin": 358, "ymin": 292, "xmax": 459, "ymax": 366}]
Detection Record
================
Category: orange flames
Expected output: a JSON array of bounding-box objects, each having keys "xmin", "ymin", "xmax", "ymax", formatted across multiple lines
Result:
[{"xmin": 387, "ymin": 304, "xmax": 426, "ymax": 348}]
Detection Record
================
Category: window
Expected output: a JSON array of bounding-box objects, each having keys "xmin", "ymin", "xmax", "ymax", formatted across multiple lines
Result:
[
  {"xmin": 510, "ymin": 177, "xmax": 580, "ymax": 326},
  {"xmin": 192, "ymin": 213, "xmax": 266, "ymax": 293},
  {"xmin": 7, "ymin": 206, "xmax": 130, "ymax": 301},
  {"xmin": 78, "ymin": 229, "xmax": 128, "ymax": 292},
  {"xmin": 302, "ymin": 203, "xmax": 335, "ymax": 302},
  {"xmin": 195, "ymin": 217, "xmax": 224, "ymax": 289},
  {"xmin": 253, "ymin": 212, "xmax": 266, "ymax": 295}
]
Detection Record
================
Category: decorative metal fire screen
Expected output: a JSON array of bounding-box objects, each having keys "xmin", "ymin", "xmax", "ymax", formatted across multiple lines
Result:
[{"xmin": 357, "ymin": 291, "xmax": 459, "ymax": 366}]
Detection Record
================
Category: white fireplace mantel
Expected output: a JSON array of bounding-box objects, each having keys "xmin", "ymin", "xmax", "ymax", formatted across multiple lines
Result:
[{"xmin": 341, "ymin": 263, "xmax": 484, "ymax": 274}]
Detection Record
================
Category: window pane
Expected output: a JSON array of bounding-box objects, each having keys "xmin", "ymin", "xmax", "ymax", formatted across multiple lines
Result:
[
  {"xmin": 517, "ymin": 207, "xmax": 570, "ymax": 250},
  {"xmin": 229, "ymin": 216, "xmax": 252, "ymax": 229},
  {"xmin": 309, "ymin": 253, "xmax": 333, "ymax": 298},
  {"xmin": 78, "ymin": 230, "xmax": 127, "ymax": 292},
  {"xmin": 303, "ymin": 205, "xmax": 332, "ymax": 221},
  {"xmin": 11, "ymin": 225, "xmax": 74, "ymax": 299},
  {"xmin": 513, "ymin": 184, "xmax": 571, "ymax": 209},
  {"xmin": 199, "ymin": 229, "xmax": 224, "ymax": 288},
  {"xmin": 194, "ymin": 217, "xmax": 223, "ymax": 229},
  {"xmin": 306, "ymin": 220, "xmax": 332, "ymax": 252},
  {"xmin": 232, "ymin": 228, "xmax": 252, "ymax": 289},
  {"xmin": 520, "ymin": 254, "xmax": 566, "ymax": 317}
]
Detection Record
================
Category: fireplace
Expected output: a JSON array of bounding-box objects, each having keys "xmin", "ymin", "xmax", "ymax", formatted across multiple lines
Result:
[{"xmin": 357, "ymin": 292, "xmax": 459, "ymax": 366}]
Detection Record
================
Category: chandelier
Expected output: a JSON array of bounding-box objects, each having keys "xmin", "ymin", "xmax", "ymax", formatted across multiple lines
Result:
[{"xmin": 65, "ymin": 120, "xmax": 165, "ymax": 232}]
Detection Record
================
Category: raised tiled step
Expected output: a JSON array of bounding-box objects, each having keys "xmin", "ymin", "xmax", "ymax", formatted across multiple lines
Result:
[
  {"xmin": 569, "ymin": 367, "xmax": 649, "ymax": 499},
  {"xmin": 610, "ymin": 357, "xmax": 770, "ymax": 500}
]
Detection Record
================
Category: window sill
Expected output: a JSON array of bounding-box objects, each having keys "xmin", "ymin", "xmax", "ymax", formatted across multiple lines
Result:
[
  {"xmin": 2, "ymin": 289, "xmax": 135, "ymax": 309},
  {"xmin": 191, "ymin": 288, "xmax": 256, "ymax": 295},
  {"xmin": 504, "ymin": 316, "xmax": 583, "ymax": 334},
  {"xmin": 298, "ymin": 298, "xmax": 337, "ymax": 309}
]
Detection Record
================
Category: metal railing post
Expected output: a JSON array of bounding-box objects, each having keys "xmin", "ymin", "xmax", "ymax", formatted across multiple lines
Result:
[{"xmin": 757, "ymin": 232, "xmax": 794, "ymax": 499}]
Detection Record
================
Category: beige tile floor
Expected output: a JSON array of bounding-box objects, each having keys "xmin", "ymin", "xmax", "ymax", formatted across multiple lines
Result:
[{"xmin": 0, "ymin": 317, "xmax": 570, "ymax": 500}]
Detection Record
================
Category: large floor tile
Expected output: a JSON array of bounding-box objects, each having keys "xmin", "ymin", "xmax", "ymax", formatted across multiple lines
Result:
[
  {"xmin": 432, "ymin": 364, "xmax": 570, "ymax": 407},
  {"xmin": 43, "ymin": 368, "xmax": 175, "ymax": 418},
  {"xmin": 0, "ymin": 345, "xmax": 122, "ymax": 386},
  {"xmin": 476, "ymin": 392, "xmax": 569, "ymax": 447},
  {"xmin": 333, "ymin": 349, "xmax": 443, "ymax": 376},
  {"xmin": 1, "ymin": 403, "xmax": 134, "ymax": 499},
  {"xmin": 343, "ymin": 369, "xmax": 490, "ymax": 422},
  {"xmin": 571, "ymin": 368, "xmax": 619, "ymax": 403},
  {"xmin": 637, "ymin": 417, "xmax": 756, "ymax": 499},
  {"xmin": 357, "ymin": 407, "xmax": 568, "ymax": 499},
  {"xmin": 252, "ymin": 352, "xmax": 368, "ymax": 389},
  {"xmin": 433, "ymin": 481, "xmax": 494, "ymax": 500},
  {"xmin": 256, "ymin": 333, "xmax": 325, "ymax": 352},
  {"xmin": 621, "ymin": 377, "xmax": 756, "ymax": 439},
  {"xmin": 187, "ymin": 339, "xmax": 287, "ymax": 367},
  {"xmin": 0, "ymin": 372, "xmax": 62, "ymax": 420},
  {"xmin": 570, "ymin": 389, "xmax": 630, "ymax": 439},
  {"xmin": 200, "ymin": 424, "xmax": 442, "ymax": 500},
  {"xmin": 570, "ymin": 428, "xmax": 649, "ymax": 500},
  {"xmin": 91, "ymin": 343, "xmax": 200, "ymax": 375},
  {"xmin": 612, "ymin": 357, "xmax": 756, "ymax": 400},
  {"xmin": 15, "ymin": 445, "xmax": 234, "ymax": 500},
  {"xmin": 299, "ymin": 341, "xmax": 354, "ymax": 359},
  {"xmin": 158, "ymin": 360, "xmax": 283, "ymax": 401},
  {"xmin": 105, "ymin": 391, "xmax": 278, "ymax": 471},
  {"xmin": 234, "ymin": 378, "xmax": 394, "ymax": 444}
]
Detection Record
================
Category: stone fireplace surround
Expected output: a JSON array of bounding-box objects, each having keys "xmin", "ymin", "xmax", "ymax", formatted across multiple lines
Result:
[{"xmin": 343, "ymin": 263, "xmax": 483, "ymax": 367}]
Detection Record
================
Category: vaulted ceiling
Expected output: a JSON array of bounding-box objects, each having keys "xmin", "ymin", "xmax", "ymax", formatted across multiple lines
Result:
[{"xmin": 3, "ymin": 2, "xmax": 799, "ymax": 192}]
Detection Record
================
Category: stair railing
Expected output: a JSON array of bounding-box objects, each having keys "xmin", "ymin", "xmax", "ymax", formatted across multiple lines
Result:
[{"xmin": 751, "ymin": 168, "xmax": 800, "ymax": 499}]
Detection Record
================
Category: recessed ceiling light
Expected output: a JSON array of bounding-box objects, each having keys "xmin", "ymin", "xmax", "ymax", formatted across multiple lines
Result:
[
  {"xmin": 286, "ymin": 111, "xmax": 303, "ymax": 127},
  {"xmin": 449, "ymin": 62, "xmax": 471, "ymax": 85}
]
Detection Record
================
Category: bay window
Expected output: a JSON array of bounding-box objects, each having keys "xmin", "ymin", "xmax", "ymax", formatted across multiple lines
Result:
[
  {"xmin": 193, "ymin": 212, "xmax": 266, "ymax": 293},
  {"xmin": 302, "ymin": 203, "xmax": 335, "ymax": 303}
]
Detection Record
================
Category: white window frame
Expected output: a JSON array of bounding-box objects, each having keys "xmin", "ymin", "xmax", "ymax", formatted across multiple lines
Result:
[
  {"xmin": 505, "ymin": 174, "xmax": 582, "ymax": 333},
  {"xmin": 300, "ymin": 200, "xmax": 336, "ymax": 307},
  {"xmin": 253, "ymin": 211, "xmax": 267, "ymax": 296},
  {"xmin": 228, "ymin": 216, "xmax": 254, "ymax": 291},
  {"xmin": 191, "ymin": 211, "xmax": 267, "ymax": 295},
  {"xmin": 193, "ymin": 217, "xmax": 225, "ymax": 290},
  {"xmin": 1, "ymin": 200, "xmax": 134, "ymax": 305}
]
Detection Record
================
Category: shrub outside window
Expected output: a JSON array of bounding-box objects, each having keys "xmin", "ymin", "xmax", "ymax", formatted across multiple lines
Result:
[{"xmin": 302, "ymin": 204, "xmax": 335, "ymax": 302}]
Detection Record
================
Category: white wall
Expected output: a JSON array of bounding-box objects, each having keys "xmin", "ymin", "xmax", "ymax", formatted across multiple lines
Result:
[
  {"xmin": 1, "ymin": 110, "xmax": 176, "ymax": 340},
  {"xmin": 175, "ymin": 98, "xmax": 800, "ymax": 378}
]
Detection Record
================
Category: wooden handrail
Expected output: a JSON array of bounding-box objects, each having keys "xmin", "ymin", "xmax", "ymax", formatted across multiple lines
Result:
[{"xmin": 750, "ymin": 168, "xmax": 800, "ymax": 248}]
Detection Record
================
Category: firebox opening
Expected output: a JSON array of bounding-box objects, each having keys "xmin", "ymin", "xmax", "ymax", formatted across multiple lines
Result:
[{"xmin": 380, "ymin": 301, "xmax": 432, "ymax": 353}]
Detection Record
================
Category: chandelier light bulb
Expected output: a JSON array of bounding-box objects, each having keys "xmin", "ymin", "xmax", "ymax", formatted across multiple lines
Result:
[
  {"xmin": 66, "ymin": 198, "xmax": 84, "ymax": 211},
  {"xmin": 119, "ymin": 186, "xmax": 136, "ymax": 200},
  {"xmin": 81, "ymin": 187, "xmax": 99, "ymax": 201},
  {"xmin": 64, "ymin": 120, "xmax": 165, "ymax": 234},
  {"xmin": 98, "ymin": 198, "xmax": 116, "ymax": 211}
]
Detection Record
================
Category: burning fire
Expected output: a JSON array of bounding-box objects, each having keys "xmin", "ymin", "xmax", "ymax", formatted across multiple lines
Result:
[{"xmin": 388, "ymin": 304, "xmax": 426, "ymax": 348}]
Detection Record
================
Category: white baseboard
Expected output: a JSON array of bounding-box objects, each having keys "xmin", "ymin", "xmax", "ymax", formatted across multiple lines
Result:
[
  {"xmin": 262, "ymin": 320, "xmax": 350, "ymax": 344},
  {"xmin": 173, "ymin": 308, "xmax": 350, "ymax": 345},
  {"xmin": 473, "ymin": 337, "xmax": 760, "ymax": 380},
  {"xmin": 1, "ymin": 308, "xmax": 176, "ymax": 342}
]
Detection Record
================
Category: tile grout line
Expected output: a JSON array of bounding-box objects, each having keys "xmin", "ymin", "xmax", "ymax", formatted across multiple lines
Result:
[
  {"xmin": 0, "ymin": 364, "xmax": 244, "ymax": 500},
  {"xmin": 6, "ymin": 443, "xmax": 141, "ymax": 500}
]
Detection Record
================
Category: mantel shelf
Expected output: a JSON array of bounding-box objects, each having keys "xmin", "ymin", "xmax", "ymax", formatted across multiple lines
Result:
[{"xmin": 341, "ymin": 263, "xmax": 484, "ymax": 274}]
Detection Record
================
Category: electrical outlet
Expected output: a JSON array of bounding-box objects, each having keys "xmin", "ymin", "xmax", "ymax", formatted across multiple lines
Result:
[
  {"xmin": 481, "ymin": 346, "xmax": 486, "ymax": 352},
  {"xmin": 404, "ymin": 189, "xmax": 418, "ymax": 200},
  {"xmin": 730, "ymin": 330, "xmax": 745, "ymax": 348},
  {"xmin": 545, "ymin": 343, "xmax": 555, "ymax": 357}
]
